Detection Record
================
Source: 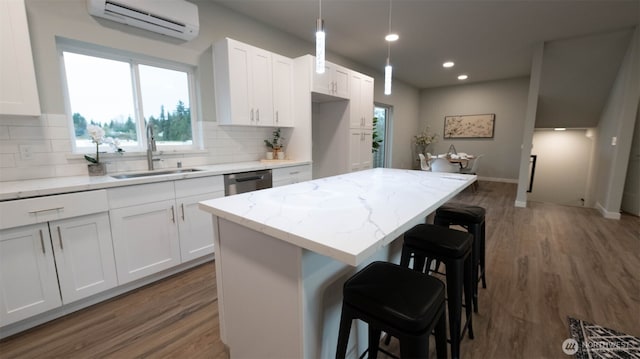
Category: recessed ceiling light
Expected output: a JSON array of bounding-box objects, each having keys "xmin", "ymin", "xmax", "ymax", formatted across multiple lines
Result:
[
  {"xmin": 385, "ymin": 33, "xmax": 399, "ymax": 42},
  {"xmin": 443, "ymin": 61, "xmax": 455, "ymax": 68},
  {"xmin": 457, "ymin": 74, "xmax": 468, "ymax": 80}
]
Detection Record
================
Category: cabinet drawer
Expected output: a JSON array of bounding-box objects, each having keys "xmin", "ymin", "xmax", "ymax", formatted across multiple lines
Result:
[
  {"xmin": 273, "ymin": 165, "xmax": 312, "ymax": 179},
  {"xmin": 107, "ymin": 182, "xmax": 175, "ymax": 209},
  {"xmin": 0, "ymin": 190, "xmax": 108, "ymax": 230},
  {"xmin": 174, "ymin": 176, "xmax": 223, "ymax": 198}
]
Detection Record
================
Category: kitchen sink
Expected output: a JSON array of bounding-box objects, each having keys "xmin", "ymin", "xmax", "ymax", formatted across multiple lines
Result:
[{"xmin": 110, "ymin": 168, "xmax": 202, "ymax": 179}]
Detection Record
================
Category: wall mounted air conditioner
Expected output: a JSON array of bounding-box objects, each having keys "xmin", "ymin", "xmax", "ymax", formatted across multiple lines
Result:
[{"xmin": 87, "ymin": 0, "xmax": 199, "ymax": 41}]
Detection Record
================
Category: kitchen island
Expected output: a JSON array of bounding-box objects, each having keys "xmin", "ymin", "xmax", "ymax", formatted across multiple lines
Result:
[{"xmin": 199, "ymin": 168, "xmax": 476, "ymax": 358}]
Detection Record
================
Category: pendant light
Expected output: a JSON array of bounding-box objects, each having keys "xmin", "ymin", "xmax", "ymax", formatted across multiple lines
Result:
[
  {"xmin": 315, "ymin": 0, "xmax": 325, "ymax": 74},
  {"xmin": 384, "ymin": 0, "xmax": 396, "ymax": 95}
]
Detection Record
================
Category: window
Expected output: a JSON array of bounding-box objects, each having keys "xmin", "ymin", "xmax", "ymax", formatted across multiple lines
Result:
[{"xmin": 60, "ymin": 46, "xmax": 196, "ymax": 153}]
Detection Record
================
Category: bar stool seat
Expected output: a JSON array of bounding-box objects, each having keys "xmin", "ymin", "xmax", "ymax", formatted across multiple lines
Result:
[
  {"xmin": 336, "ymin": 261, "xmax": 448, "ymax": 359},
  {"xmin": 401, "ymin": 224, "xmax": 474, "ymax": 359},
  {"xmin": 435, "ymin": 203, "xmax": 487, "ymax": 313}
]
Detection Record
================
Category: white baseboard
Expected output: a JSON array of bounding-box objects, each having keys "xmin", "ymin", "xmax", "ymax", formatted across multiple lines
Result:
[
  {"xmin": 595, "ymin": 201, "xmax": 622, "ymax": 220},
  {"xmin": 514, "ymin": 200, "xmax": 527, "ymax": 208},
  {"xmin": 478, "ymin": 176, "xmax": 519, "ymax": 183}
]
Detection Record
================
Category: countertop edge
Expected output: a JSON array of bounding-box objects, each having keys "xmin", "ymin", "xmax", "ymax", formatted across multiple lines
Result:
[{"xmin": 0, "ymin": 160, "xmax": 312, "ymax": 201}]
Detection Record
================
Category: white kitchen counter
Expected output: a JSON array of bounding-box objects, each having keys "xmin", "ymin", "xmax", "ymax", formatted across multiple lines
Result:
[
  {"xmin": 198, "ymin": 168, "xmax": 476, "ymax": 358},
  {"xmin": 0, "ymin": 160, "xmax": 310, "ymax": 201},
  {"xmin": 199, "ymin": 168, "xmax": 476, "ymax": 266}
]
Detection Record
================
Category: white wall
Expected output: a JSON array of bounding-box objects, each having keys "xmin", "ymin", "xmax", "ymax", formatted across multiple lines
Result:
[
  {"xmin": 418, "ymin": 77, "xmax": 530, "ymax": 181},
  {"xmin": 0, "ymin": 0, "xmax": 421, "ymax": 181},
  {"xmin": 529, "ymin": 129, "xmax": 595, "ymax": 206},
  {"xmin": 593, "ymin": 27, "xmax": 640, "ymax": 219}
]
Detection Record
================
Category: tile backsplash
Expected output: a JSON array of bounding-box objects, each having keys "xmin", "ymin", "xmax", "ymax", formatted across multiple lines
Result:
[{"xmin": 0, "ymin": 114, "xmax": 278, "ymax": 182}]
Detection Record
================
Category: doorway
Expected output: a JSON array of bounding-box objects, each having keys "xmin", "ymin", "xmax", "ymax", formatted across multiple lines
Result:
[
  {"xmin": 374, "ymin": 104, "xmax": 392, "ymax": 168},
  {"xmin": 528, "ymin": 129, "xmax": 595, "ymax": 207}
]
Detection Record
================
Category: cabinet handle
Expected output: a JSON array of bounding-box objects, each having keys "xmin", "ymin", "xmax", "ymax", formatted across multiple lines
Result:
[
  {"xmin": 181, "ymin": 203, "xmax": 185, "ymax": 221},
  {"xmin": 256, "ymin": 109, "xmax": 260, "ymax": 122},
  {"xmin": 28, "ymin": 207, "xmax": 63, "ymax": 214},
  {"xmin": 39, "ymin": 229, "xmax": 45, "ymax": 254},
  {"xmin": 57, "ymin": 226, "xmax": 63, "ymax": 250},
  {"xmin": 251, "ymin": 109, "xmax": 254, "ymax": 122},
  {"xmin": 170, "ymin": 206, "xmax": 176, "ymax": 223},
  {"xmin": 276, "ymin": 110, "xmax": 279, "ymax": 123}
]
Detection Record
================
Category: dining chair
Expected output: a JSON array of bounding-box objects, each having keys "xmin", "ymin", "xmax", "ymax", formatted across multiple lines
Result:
[
  {"xmin": 430, "ymin": 158, "xmax": 459, "ymax": 173},
  {"xmin": 418, "ymin": 153, "xmax": 431, "ymax": 171},
  {"xmin": 460, "ymin": 154, "xmax": 483, "ymax": 191}
]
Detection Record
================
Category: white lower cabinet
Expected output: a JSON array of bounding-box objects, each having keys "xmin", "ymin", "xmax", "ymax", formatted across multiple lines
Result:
[
  {"xmin": 110, "ymin": 199, "xmax": 181, "ymax": 285},
  {"xmin": 0, "ymin": 212, "xmax": 117, "ymax": 326},
  {"xmin": 108, "ymin": 177, "xmax": 223, "ymax": 284},
  {"xmin": 349, "ymin": 130, "xmax": 373, "ymax": 172},
  {"xmin": 273, "ymin": 164, "xmax": 312, "ymax": 187}
]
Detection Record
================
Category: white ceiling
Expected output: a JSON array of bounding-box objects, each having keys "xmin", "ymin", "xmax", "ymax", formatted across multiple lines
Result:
[{"xmin": 208, "ymin": 0, "xmax": 639, "ymax": 90}]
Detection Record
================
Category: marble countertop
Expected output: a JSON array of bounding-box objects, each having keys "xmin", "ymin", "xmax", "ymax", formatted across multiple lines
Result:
[
  {"xmin": 199, "ymin": 168, "xmax": 476, "ymax": 266},
  {"xmin": 0, "ymin": 160, "xmax": 311, "ymax": 201}
]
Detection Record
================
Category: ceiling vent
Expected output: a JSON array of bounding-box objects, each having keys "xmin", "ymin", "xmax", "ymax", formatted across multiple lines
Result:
[{"xmin": 87, "ymin": 0, "xmax": 199, "ymax": 41}]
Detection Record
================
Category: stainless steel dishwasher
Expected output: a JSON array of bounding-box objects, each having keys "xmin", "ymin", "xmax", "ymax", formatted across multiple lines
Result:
[{"xmin": 224, "ymin": 169, "xmax": 273, "ymax": 196}]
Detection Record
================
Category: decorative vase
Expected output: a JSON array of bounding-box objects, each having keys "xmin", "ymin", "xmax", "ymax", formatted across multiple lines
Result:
[
  {"xmin": 266, "ymin": 152, "xmax": 273, "ymax": 160},
  {"xmin": 277, "ymin": 151, "xmax": 285, "ymax": 160},
  {"xmin": 88, "ymin": 163, "xmax": 106, "ymax": 176}
]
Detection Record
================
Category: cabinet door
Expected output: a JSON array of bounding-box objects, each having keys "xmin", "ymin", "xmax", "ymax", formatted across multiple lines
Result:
[
  {"xmin": 110, "ymin": 200, "xmax": 180, "ymax": 284},
  {"xmin": 312, "ymin": 62, "xmax": 333, "ymax": 96},
  {"xmin": 360, "ymin": 131, "xmax": 373, "ymax": 169},
  {"xmin": 349, "ymin": 130, "xmax": 364, "ymax": 172},
  {"xmin": 333, "ymin": 65, "xmax": 350, "ymax": 99},
  {"xmin": 0, "ymin": 0, "xmax": 40, "ymax": 116},
  {"xmin": 361, "ymin": 77, "xmax": 374, "ymax": 129},
  {"xmin": 349, "ymin": 130, "xmax": 373, "ymax": 172},
  {"xmin": 349, "ymin": 73, "xmax": 374, "ymax": 129},
  {"xmin": 177, "ymin": 192, "xmax": 222, "ymax": 262},
  {"xmin": 0, "ymin": 224, "xmax": 61, "ymax": 326},
  {"xmin": 350, "ymin": 72, "xmax": 364, "ymax": 128},
  {"xmin": 51, "ymin": 213, "xmax": 117, "ymax": 304},
  {"xmin": 251, "ymin": 48, "xmax": 274, "ymax": 126},
  {"xmin": 227, "ymin": 40, "xmax": 253, "ymax": 125},
  {"xmin": 272, "ymin": 54, "xmax": 294, "ymax": 127}
]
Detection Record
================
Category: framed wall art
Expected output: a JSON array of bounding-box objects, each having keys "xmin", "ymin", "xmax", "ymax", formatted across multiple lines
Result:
[{"xmin": 443, "ymin": 113, "xmax": 495, "ymax": 139}]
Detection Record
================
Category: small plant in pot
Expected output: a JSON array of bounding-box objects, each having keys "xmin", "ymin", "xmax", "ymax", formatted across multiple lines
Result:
[
  {"xmin": 264, "ymin": 128, "xmax": 285, "ymax": 160},
  {"xmin": 84, "ymin": 124, "xmax": 124, "ymax": 176}
]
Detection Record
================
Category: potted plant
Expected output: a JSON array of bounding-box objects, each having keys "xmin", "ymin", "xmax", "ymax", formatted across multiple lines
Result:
[
  {"xmin": 264, "ymin": 128, "xmax": 285, "ymax": 160},
  {"xmin": 84, "ymin": 124, "xmax": 124, "ymax": 176},
  {"xmin": 413, "ymin": 127, "xmax": 438, "ymax": 155}
]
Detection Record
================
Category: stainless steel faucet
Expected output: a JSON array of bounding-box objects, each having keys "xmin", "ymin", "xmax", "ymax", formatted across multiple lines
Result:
[{"xmin": 146, "ymin": 123, "xmax": 158, "ymax": 170}]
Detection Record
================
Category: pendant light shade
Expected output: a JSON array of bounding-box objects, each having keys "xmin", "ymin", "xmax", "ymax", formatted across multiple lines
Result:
[
  {"xmin": 384, "ymin": 0, "xmax": 394, "ymax": 95},
  {"xmin": 384, "ymin": 58, "xmax": 392, "ymax": 95},
  {"xmin": 315, "ymin": 1, "xmax": 325, "ymax": 74}
]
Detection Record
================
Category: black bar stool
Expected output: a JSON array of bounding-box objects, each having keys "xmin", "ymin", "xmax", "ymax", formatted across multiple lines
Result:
[
  {"xmin": 434, "ymin": 203, "xmax": 487, "ymax": 313},
  {"xmin": 401, "ymin": 224, "xmax": 474, "ymax": 359},
  {"xmin": 336, "ymin": 261, "xmax": 448, "ymax": 359}
]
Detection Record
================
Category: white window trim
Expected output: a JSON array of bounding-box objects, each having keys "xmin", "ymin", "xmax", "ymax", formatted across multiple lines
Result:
[{"xmin": 57, "ymin": 39, "xmax": 200, "ymax": 155}]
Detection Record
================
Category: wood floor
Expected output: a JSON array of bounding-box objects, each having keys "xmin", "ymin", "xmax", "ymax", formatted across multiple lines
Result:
[{"xmin": 1, "ymin": 181, "xmax": 638, "ymax": 358}]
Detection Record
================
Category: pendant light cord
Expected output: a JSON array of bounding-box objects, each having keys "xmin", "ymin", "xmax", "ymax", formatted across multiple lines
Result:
[{"xmin": 387, "ymin": 0, "xmax": 392, "ymax": 61}]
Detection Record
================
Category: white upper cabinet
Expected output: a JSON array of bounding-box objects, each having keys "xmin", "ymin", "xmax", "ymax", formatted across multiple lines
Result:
[
  {"xmin": 0, "ymin": 0, "xmax": 40, "ymax": 116},
  {"xmin": 272, "ymin": 54, "xmax": 294, "ymax": 127},
  {"xmin": 312, "ymin": 59, "xmax": 350, "ymax": 99},
  {"xmin": 214, "ymin": 38, "xmax": 294, "ymax": 127},
  {"xmin": 350, "ymin": 72, "xmax": 374, "ymax": 129},
  {"xmin": 215, "ymin": 38, "xmax": 273, "ymax": 126}
]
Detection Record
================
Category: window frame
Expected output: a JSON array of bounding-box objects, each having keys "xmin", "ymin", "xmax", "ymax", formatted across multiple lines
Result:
[{"xmin": 58, "ymin": 41, "xmax": 200, "ymax": 155}]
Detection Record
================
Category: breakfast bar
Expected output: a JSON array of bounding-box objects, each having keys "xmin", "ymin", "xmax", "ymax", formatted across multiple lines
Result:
[{"xmin": 199, "ymin": 168, "xmax": 476, "ymax": 358}]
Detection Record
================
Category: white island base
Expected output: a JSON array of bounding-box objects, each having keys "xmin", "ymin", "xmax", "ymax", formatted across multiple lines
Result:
[
  {"xmin": 200, "ymin": 169, "xmax": 476, "ymax": 358},
  {"xmin": 215, "ymin": 218, "xmax": 401, "ymax": 358}
]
